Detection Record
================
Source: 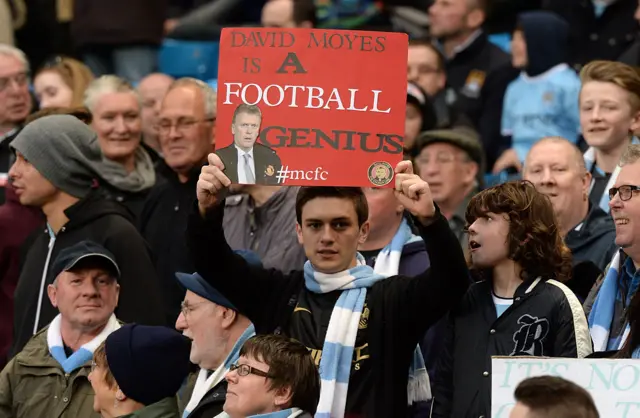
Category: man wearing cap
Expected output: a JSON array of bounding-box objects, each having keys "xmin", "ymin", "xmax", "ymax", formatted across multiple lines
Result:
[
  {"xmin": 0, "ymin": 240, "xmax": 122, "ymax": 418},
  {"xmin": 175, "ymin": 250, "xmax": 259, "ymax": 418},
  {"xmin": 8, "ymin": 114, "xmax": 164, "ymax": 357},
  {"xmin": 412, "ymin": 126, "xmax": 484, "ymax": 253}
]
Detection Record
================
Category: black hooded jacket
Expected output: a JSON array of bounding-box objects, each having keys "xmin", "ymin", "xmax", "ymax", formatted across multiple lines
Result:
[
  {"xmin": 565, "ymin": 203, "xmax": 617, "ymax": 275},
  {"xmin": 518, "ymin": 11, "xmax": 570, "ymax": 77},
  {"xmin": 10, "ymin": 193, "xmax": 164, "ymax": 356}
]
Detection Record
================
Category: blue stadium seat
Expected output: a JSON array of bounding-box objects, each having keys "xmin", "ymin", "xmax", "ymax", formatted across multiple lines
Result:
[
  {"xmin": 483, "ymin": 171, "xmax": 521, "ymax": 188},
  {"xmin": 488, "ymin": 33, "xmax": 512, "ymax": 54},
  {"xmin": 158, "ymin": 39, "xmax": 220, "ymax": 80}
]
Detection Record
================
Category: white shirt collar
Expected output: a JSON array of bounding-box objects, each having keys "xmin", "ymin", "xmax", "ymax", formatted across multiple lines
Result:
[{"xmin": 235, "ymin": 145, "xmax": 254, "ymax": 158}]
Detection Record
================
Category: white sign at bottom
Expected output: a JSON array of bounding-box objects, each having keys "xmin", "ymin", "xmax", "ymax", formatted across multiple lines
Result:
[{"xmin": 492, "ymin": 357, "xmax": 640, "ymax": 418}]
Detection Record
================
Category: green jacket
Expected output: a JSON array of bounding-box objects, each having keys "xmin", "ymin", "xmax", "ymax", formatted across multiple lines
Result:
[
  {"xmin": 118, "ymin": 397, "xmax": 181, "ymax": 418},
  {"xmin": 0, "ymin": 326, "xmax": 100, "ymax": 418}
]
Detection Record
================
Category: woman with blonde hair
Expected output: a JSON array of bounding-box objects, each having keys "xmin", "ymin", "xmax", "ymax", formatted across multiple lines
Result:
[{"xmin": 34, "ymin": 55, "xmax": 94, "ymax": 109}]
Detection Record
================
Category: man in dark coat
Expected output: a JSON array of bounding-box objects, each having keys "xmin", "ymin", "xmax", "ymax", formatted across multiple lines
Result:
[
  {"xmin": 8, "ymin": 114, "xmax": 164, "ymax": 356},
  {"xmin": 216, "ymin": 103, "xmax": 282, "ymax": 185}
]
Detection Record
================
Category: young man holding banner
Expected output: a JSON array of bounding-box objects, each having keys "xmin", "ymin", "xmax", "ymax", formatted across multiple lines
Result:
[{"xmin": 188, "ymin": 154, "xmax": 470, "ymax": 417}]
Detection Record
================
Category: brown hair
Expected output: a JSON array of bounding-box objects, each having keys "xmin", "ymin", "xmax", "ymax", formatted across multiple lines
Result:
[
  {"xmin": 93, "ymin": 342, "xmax": 117, "ymax": 389},
  {"xmin": 465, "ymin": 181, "xmax": 573, "ymax": 282},
  {"xmin": 25, "ymin": 106, "xmax": 92, "ymax": 125},
  {"xmin": 514, "ymin": 376, "xmax": 599, "ymax": 418},
  {"xmin": 35, "ymin": 56, "xmax": 95, "ymax": 108},
  {"xmin": 295, "ymin": 187, "xmax": 369, "ymax": 226},
  {"xmin": 617, "ymin": 288, "xmax": 640, "ymax": 358},
  {"xmin": 232, "ymin": 103, "xmax": 262, "ymax": 123},
  {"xmin": 580, "ymin": 60, "xmax": 640, "ymax": 111},
  {"xmin": 408, "ymin": 39, "xmax": 445, "ymax": 72},
  {"xmin": 239, "ymin": 334, "xmax": 320, "ymax": 414}
]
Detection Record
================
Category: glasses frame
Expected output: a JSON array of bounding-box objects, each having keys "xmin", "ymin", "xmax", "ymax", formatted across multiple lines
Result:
[
  {"xmin": 229, "ymin": 363, "xmax": 274, "ymax": 379},
  {"xmin": 157, "ymin": 117, "xmax": 216, "ymax": 135},
  {"xmin": 608, "ymin": 185, "xmax": 640, "ymax": 202}
]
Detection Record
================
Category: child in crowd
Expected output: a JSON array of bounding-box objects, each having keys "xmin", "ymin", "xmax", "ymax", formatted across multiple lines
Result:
[
  {"xmin": 495, "ymin": 11, "xmax": 581, "ymax": 174},
  {"xmin": 579, "ymin": 60, "xmax": 640, "ymax": 213},
  {"xmin": 431, "ymin": 181, "xmax": 592, "ymax": 418}
]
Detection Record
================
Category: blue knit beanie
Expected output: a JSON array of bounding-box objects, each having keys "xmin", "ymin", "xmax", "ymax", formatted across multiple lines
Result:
[{"xmin": 105, "ymin": 324, "xmax": 191, "ymax": 406}]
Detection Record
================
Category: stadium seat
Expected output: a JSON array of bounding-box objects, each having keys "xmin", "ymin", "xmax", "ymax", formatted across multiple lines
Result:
[
  {"xmin": 158, "ymin": 39, "xmax": 220, "ymax": 80},
  {"xmin": 488, "ymin": 33, "xmax": 512, "ymax": 54}
]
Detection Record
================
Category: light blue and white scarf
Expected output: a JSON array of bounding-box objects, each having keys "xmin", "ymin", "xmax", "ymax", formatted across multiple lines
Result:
[
  {"xmin": 184, "ymin": 324, "xmax": 256, "ymax": 418},
  {"xmin": 307, "ymin": 218, "xmax": 430, "ymax": 418},
  {"xmin": 372, "ymin": 218, "xmax": 431, "ymax": 405},
  {"xmin": 47, "ymin": 313, "xmax": 120, "ymax": 373},
  {"xmin": 216, "ymin": 408, "xmax": 307, "ymax": 417},
  {"xmin": 588, "ymin": 252, "xmax": 631, "ymax": 351},
  {"xmin": 584, "ymin": 137, "xmax": 640, "ymax": 213}
]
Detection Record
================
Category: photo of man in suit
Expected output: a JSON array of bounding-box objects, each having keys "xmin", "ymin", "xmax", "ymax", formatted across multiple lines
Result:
[{"xmin": 216, "ymin": 104, "xmax": 282, "ymax": 185}]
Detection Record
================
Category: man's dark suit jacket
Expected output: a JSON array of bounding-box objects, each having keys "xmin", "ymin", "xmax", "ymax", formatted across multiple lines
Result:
[{"xmin": 216, "ymin": 142, "xmax": 282, "ymax": 185}]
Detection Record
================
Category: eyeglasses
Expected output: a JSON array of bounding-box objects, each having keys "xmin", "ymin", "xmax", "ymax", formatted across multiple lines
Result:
[
  {"xmin": 229, "ymin": 363, "xmax": 274, "ymax": 378},
  {"xmin": 90, "ymin": 361, "xmax": 98, "ymax": 373},
  {"xmin": 0, "ymin": 71, "xmax": 29, "ymax": 93},
  {"xmin": 608, "ymin": 185, "xmax": 640, "ymax": 201},
  {"xmin": 180, "ymin": 300, "xmax": 208, "ymax": 317},
  {"xmin": 158, "ymin": 118, "xmax": 215, "ymax": 135}
]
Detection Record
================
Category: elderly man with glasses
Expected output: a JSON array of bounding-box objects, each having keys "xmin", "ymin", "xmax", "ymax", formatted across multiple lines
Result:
[
  {"xmin": 139, "ymin": 77, "xmax": 217, "ymax": 324},
  {"xmin": 585, "ymin": 144, "xmax": 640, "ymax": 356},
  {"xmin": 175, "ymin": 250, "xmax": 261, "ymax": 418},
  {"xmin": 0, "ymin": 44, "xmax": 32, "ymax": 205}
]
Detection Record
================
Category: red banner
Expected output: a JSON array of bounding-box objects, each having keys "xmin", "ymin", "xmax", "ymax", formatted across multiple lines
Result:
[{"xmin": 214, "ymin": 27, "xmax": 408, "ymax": 187}]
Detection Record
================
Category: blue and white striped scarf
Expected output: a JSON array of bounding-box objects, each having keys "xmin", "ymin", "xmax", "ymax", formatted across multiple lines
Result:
[
  {"xmin": 584, "ymin": 137, "xmax": 640, "ymax": 213},
  {"xmin": 184, "ymin": 324, "xmax": 256, "ymax": 418},
  {"xmin": 372, "ymin": 218, "xmax": 431, "ymax": 405},
  {"xmin": 47, "ymin": 313, "xmax": 120, "ymax": 373},
  {"xmin": 588, "ymin": 252, "xmax": 631, "ymax": 351},
  {"xmin": 305, "ymin": 218, "xmax": 430, "ymax": 418}
]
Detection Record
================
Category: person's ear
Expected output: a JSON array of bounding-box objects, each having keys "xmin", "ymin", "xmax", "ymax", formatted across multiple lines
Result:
[
  {"xmin": 462, "ymin": 161, "xmax": 479, "ymax": 185},
  {"xmin": 296, "ymin": 223, "xmax": 304, "ymax": 245},
  {"xmin": 221, "ymin": 307, "xmax": 237, "ymax": 329},
  {"xmin": 273, "ymin": 385, "xmax": 293, "ymax": 408},
  {"xmin": 466, "ymin": 8, "xmax": 485, "ymax": 30},
  {"xmin": 630, "ymin": 109, "xmax": 640, "ymax": 133},
  {"xmin": 47, "ymin": 283, "xmax": 58, "ymax": 308},
  {"xmin": 114, "ymin": 283, "xmax": 120, "ymax": 308},
  {"xmin": 358, "ymin": 221, "xmax": 370, "ymax": 245},
  {"xmin": 115, "ymin": 388, "xmax": 127, "ymax": 401}
]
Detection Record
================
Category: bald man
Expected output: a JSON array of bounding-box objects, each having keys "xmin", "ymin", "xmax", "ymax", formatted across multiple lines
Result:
[
  {"xmin": 138, "ymin": 73, "xmax": 174, "ymax": 157},
  {"xmin": 261, "ymin": 0, "xmax": 315, "ymax": 28},
  {"xmin": 523, "ymin": 137, "xmax": 617, "ymax": 285}
]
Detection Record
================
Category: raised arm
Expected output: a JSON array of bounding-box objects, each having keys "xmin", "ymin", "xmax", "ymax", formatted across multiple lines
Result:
[
  {"xmin": 188, "ymin": 153, "xmax": 301, "ymax": 329},
  {"xmin": 387, "ymin": 162, "xmax": 470, "ymax": 344}
]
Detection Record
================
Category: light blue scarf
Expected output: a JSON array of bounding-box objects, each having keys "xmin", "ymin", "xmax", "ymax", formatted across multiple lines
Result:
[
  {"xmin": 47, "ymin": 313, "xmax": 120, "ymax": 373},
  {"xmin": 371, "ymin": 218, "xmax": 430, "ymax": 405},
  {"xmin": 184, "ymin": 324, "xmax": 256, "ymax": 418},
  {"xmin": 305, "ymin": 223, "xmax": 430, "ymax": 418},
  {"xmin": 588, "ymin": 252, "xmax": 631, "ymax": 351},
  {"xmin": 633, "ymin": 346, "xmax": 640, "ymax": 359}
]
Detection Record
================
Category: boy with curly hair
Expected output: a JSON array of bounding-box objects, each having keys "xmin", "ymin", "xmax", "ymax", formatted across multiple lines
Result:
[{"xmin": 431, "ymin": 180, "xmax": 593, "ymax": 418}]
